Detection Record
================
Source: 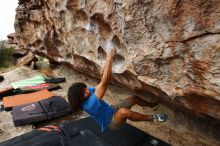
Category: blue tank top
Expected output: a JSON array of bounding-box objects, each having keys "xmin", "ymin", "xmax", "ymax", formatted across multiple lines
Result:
[{"xmin": 82, "ymin": 87, "xmax": 116, "ymax": 132}]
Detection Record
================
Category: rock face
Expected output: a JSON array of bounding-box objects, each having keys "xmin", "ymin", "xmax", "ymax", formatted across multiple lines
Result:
[{"xmin": 13, "ymin": 0, "xmax": 220, "ymax": 119}]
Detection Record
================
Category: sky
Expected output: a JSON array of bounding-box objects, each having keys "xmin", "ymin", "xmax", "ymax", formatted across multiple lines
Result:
[{"xmin": 0, "ymin": 0, "xmax": 18, "ymax": 40}]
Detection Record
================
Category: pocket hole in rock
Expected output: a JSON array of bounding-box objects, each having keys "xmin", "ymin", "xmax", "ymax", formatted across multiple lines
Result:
[
  {"xmin": 66, "ymin": 53, "xmax": 72, "ymax": 59},
  {"xmin": 98, "ymin": 46, "xmax": 107, "ymax": 61},
  {"xmin": 112, "ymin": 54, "xmax": 126, "ymax": 73},
  {"xmin": 75, "ymin": 9, "xmax": 90, "ymax": 29},
  {"xmin": 111, "ymin": 35, "xmax": 127, "ymax": 56},
  {"xmin": 112, "ymin": 35, "xmax": 121, "ymax": 48},
  {"xmin": 91, "ymin": 13, "xmax": 113, "ymax": 39},
  {"xmin": 66, "ymin": 0, "xmax": 77, "ymax": 11},
  {"xmin": 99, "ymin": 22, "xmax": 112, "ymax": 39}
]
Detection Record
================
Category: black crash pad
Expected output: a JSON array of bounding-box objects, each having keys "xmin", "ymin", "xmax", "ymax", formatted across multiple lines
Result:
[
  {"xmin": 0, "ymin": 130, "xmax": 44, "ymax": 146},
  {"xmin": 0, "ymin": 129, "xmax": 109, "ymax": 146},
  {"xmin": 0, "ymin": 117, "xmax": 171, "ymax": 146},
  {"xmin": 0, "ymin": 130, "xmax": 64, "ymax": 146},
  {"xmin": 60, "ymin": 117, "xmax": 171, "ymax": 146},
  {"xmin": 66, "ymin": 130, "xmax": 110, "ymax": 146}
]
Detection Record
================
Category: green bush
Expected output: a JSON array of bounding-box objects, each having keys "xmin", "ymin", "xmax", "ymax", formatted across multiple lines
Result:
[{"xmin": 0, "ymin": 41, "xmax": 15, "ymax": 68}]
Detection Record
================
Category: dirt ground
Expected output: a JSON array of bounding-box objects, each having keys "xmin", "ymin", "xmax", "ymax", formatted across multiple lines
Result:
[{"xmin": 0, "ymin": 63, "xmax": 220, "ymax": 146}]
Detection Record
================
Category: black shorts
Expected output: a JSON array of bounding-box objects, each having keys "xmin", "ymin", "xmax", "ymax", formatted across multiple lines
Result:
[{"xmin": 109, "ymin": 98, "xmax": 133, "ymax": 130}]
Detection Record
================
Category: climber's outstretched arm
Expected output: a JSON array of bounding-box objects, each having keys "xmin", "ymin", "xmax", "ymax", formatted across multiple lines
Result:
[{"xmin": 95, "ymin": 48, "xmax": 116, "ymax": 100}]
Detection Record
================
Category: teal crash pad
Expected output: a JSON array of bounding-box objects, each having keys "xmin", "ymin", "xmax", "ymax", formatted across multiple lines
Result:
[{"xmin": 11, "ymin": 75, "xmax": 46, "ymax": 89}]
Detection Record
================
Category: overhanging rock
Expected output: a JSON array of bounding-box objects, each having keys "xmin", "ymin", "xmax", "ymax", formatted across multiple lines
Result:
[{"xmin": 12, "ymin": 0, "xmax": 220, "ymax": 119}]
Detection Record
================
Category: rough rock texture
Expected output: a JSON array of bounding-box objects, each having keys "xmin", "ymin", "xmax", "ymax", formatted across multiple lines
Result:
[{"xmin": 12, "ymin": 0, "xmax": 220, "ymax": 120}]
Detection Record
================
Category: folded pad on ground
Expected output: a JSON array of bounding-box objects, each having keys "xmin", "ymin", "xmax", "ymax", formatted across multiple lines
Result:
[
  {"xmin": 3, "ymin": 90, "xmax": 54, "ymax": 108},
  {"xmin": 12, "ymin": 96, "xmax": 72, "ymax": 126}
]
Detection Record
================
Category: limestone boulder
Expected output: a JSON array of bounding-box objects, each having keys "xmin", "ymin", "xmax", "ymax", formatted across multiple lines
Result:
[{"xmin": 13, "ymin": 0, "xmax": 220, "ymax": 119}]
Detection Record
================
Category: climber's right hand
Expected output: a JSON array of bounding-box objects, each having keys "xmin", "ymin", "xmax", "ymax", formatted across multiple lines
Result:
[{"xmin": 107, "ymin": 48, "xmax": 116, "ymax": 60}]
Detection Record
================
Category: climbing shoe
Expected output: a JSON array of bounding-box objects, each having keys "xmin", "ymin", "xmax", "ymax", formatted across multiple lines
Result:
[{"xmin": 153, "ymin": 113, "xmax": 168, "ymax": 123}]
